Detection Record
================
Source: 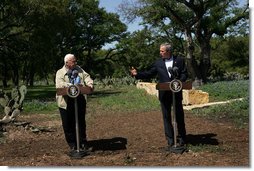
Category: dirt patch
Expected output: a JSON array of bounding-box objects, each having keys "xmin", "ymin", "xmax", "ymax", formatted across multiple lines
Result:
[{"xmin": 0, "ymin": 110, "xmax": 249, "ymax": 166}]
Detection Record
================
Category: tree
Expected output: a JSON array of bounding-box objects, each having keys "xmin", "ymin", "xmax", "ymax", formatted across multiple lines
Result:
[
  {"xmin": 119, "ymin": 0, "xmax": 249, "ymax": 83},
  {"xmin": 57, "ymin": 0, "xmax": 127, "ymax": 74},
  {"xmin": 0, "ymin": 0, "xmax": 128, "ymax": 86},
  {"xmin": 210, "ymin": 36, "xmax": 249, "ymax": 79},
  {"xmin": 0, "ymin": 0, "xmax": 35, "ymax": 86}
]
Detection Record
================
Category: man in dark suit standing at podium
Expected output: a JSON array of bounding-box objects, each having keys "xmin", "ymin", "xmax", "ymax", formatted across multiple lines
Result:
[{"xmin": 130, "ymin": 43, "xmax": 188, "ymax": 149}]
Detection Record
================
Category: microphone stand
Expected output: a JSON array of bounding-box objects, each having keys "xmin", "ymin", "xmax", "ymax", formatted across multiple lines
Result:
[
  {"xmin": 68, "ymin": 75, "xmax": 88, "ymax": 159},
  {"xmin": 169, "ymin": 72, "xmax": 187, "ymax": 154}
]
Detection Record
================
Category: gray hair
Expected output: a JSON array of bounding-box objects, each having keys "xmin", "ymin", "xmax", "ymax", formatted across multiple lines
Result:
[
  {"xmin": 160, "ymin": 43, "xmax": 172, "ymax": 52},
  {"xmin": 64, "ymin": 54, "xmax": 75, "ymax": 63}
]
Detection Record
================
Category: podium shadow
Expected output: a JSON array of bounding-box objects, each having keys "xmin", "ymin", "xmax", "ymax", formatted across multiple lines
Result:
[
  {"xmin": 87, "ymin": 137, "xmax": 127, "ymax": 152},
  {"xmin": 186, "ymin": 133, "xmax": 219, "ymax": 146}
]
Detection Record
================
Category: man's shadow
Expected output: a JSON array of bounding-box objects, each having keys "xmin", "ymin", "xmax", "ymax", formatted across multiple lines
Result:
[
  {"xmin": 186, "ymin": 133, "xmax": 219, "ymax": 146},
  {"xmin": 87, "ymin": 137, "xmax": 127, "ymax": 152}
]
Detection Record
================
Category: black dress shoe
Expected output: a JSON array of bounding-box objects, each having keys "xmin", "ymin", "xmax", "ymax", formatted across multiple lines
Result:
[
  {"xmin": 168, "ymin": 138, "xmax": 174, "ymax": 146},
  {"xmin": 179, "ymin": 138, "xmax": 186, "ymax": 146},
  {"xmin": 70, "ymin": 146, "xmax": 77, "ymax": 150},
  {"xmin": 165, "ymin": 145, "xmax": 172, "ymax": 151},
  {"xmin": 169, "ymin": 142, "xmax": 174, "ymax": 147},
  {"xmin": 81, "ymin": 143, "xmax": 89, "ymax": 151}
]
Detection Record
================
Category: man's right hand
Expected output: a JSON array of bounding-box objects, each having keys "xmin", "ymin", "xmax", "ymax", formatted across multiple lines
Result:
[{"xmin": 130, "ymin": 67, "xmax": 137, "ymax": 76}]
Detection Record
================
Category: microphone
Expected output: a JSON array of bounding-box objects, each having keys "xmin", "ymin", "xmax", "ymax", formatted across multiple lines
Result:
[
  {"xmin": 72, "ymin": 69, "xmax": 80, "ymax": 85},
  {"xmin": 67, "ymin": 69, "xmax": 78, "ymax": 84},
  {"xmin": 172, "ymin": 67, "xmax": 179, "ymax": 78},
  {"xmin": 67, "ymin": 69, "xmax": 73, "ymax": 79},
  {"xmin": 168, "ymin": 66, "xmax": 174, "ymax": 79},
  {"xmin": 72, "ymin": 69, "xmax": 79, "ymax": 78},
  {"xmin": 168, "ymin": 67, "xmax": 173, "ymax": 75}
]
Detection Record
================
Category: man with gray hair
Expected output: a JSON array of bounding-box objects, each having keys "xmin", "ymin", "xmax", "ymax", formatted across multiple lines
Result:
[{"xmin": 55, "ymin": 54, "xmax": 93, "ymax": 154}]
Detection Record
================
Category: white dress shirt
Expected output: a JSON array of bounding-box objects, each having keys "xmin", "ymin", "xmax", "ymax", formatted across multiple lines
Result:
[{"xmin": 164, "ymin": 57, "xmax": 173, "ymax": 78}]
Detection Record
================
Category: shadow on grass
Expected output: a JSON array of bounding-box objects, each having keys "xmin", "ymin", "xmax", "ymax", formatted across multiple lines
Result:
[
  {"xmin": 187, "ymin": 133, "xmax": 219, "ymax": 146},
  {"xmin": 88, "ymin": 137, "xmax": 127, "ymax": 152},
  {"xmin": 24, "ymin": 86, "xmax": 127, "ymax": 101},
  {"xmin": 26, "ymin": 86, "xmax": 56, "ymax": 101},
  {"xmin": 89, "ymin": 89, "xmax": 125, "ymax": 98}
]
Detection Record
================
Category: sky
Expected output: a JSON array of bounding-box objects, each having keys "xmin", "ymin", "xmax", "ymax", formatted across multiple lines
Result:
[{"xmin": 99, "ymin": 0, "xmax": 143, "ymax": 33}]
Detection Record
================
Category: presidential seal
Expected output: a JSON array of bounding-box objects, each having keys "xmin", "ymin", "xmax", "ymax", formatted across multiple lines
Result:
[
  {"xmin": 67, "ymin": 85, "xmax": 80, "ymax": 98},
  {"xmin": 170, "ymin": 79, "xmax": 182, "ymax": 93}
]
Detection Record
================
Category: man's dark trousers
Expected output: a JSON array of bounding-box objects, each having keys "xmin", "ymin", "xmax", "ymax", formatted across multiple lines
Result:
[
  {"xmin": 159, "ymin": 90, "xmax": 186, "ymax": 145},
  {"xmin": 59, "ymin": 95, "xmax": 87, "ymax": 149}
]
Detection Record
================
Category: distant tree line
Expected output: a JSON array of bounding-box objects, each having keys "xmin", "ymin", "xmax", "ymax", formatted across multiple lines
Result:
[{"xmin": 0, "ymin": 0, "xmax": 249, "ymax": 87}]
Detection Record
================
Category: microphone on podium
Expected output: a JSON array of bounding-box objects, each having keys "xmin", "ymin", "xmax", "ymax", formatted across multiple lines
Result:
[
  {"xmin": 168, "ymin": 66, "xmax": 179, "ymax": 79},
  {"xmin": 168, "ymin": 67, "xmax": 173, "ymax": 75},
  {"xmin": 172, "ymin": 67, "xmax": 179, "ymax": 78}
]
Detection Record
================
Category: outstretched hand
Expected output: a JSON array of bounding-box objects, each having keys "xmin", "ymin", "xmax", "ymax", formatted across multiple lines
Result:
[{"xmin": 130, "ymin": 66, "xmax": 137, "ymax": 76}]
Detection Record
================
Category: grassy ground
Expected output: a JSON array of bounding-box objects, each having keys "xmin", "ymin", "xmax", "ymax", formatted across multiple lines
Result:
[
  {"xmin": 0, "ymin": 80, "xmax": 249, "ymax": 128},
  {"xmin": 0, "ymin": 80, "xmax": 249, "ymax": 166},
  {"xmin": 192, "ymin": 80, "xmax": 249, "ymax": 128}
]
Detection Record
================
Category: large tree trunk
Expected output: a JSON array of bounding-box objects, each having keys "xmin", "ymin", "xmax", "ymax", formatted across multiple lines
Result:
[
  {"xmin": 184, "ymin": 29, "xmax": 197, "ymax": 81},
  {"xmin": 29, "ymin": 72, "xmax": 35, "ymax": 87},
  {"xmin": 13, "ymin": 70, "xmax": 19, "ymax": 86},
  {"xmin": 199, "ymin": 40, "xmax": 211, "ymax": 84},
  {"xmin": 44, "ymin": 72, "xmax": 49, "ymax": 85},
  {"xmin": 1, "ymin": 60, "xmax": 8, "ymax": 87},
  {"xmin": 195, "ymin": 20, "xmax": 212, "ymax": 84},
  {"xmin": 11, "ymin": 63, "xmax": 19, "ymax": 86},
  {"xmin": 2, "ymin": 72, "xmax": 8, "ymax": 88},
  {"xmin": 82, "ymin": 49, "xmax": 92, "ymax": 73}
]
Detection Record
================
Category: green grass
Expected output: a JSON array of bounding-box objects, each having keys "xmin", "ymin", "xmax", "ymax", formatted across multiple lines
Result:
[
  {"xmin": 198, "ymin": 80, "xmax": 249, "ymax": 101},
  {"xmin": 21, "ymin": 85, "xmax": 58, "ymax": 114},
  {"xmin": 187, "ymin": 144, "xmax": 225, "ymax": 153},
  {"xmin": 0, "ymin": 80, "xmax": 249, "ymax": 129},
  {"xmin": 191, "ymin": 80, "xmax": 249, "ymax": 128},
  {"xmin": 87, "ymin": 86, "xmax": 160, "ymax": 115},
  {"xmin": 0, "ymin": 85, "xmax": 160, "ymax": 115},
  {"xmin": 23, "ymin": 100, "xmax": 58, "ymax": 114},
  {"xmin": 190, "ymin": 97, "xmax": 249, "ymax": 128},
  {"xmin": 0, "ymin": 85, "xmax": 57, "ymax": 116}
]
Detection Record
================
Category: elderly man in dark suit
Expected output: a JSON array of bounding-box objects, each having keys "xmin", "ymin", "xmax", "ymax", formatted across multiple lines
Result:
[{"xmin": 130, "ymin": 43, "xmax": 188, "ymax": 150}]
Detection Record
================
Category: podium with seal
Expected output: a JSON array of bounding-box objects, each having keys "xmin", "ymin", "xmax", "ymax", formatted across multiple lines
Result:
[
  {"xmin": 156, "ymin": 76, "xmax": 192, "ymax": 154},
  {"xmin": 56, "ymin": 85, "xmax": 92, "ymax": 159},
  {"xmin": 56, "ymin": 85, "xmax": 92, "ymax": 97}
]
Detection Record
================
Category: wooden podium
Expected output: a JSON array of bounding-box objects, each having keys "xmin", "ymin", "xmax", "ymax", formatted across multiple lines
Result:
[
  {"xmin": 156, "ymin": 80, "xmax": 192, "ymax": 91},
  {"xmin": 156, "ymin": 79, "xmax": 192, "ymax": 154},
  {"xmin": 56, "ymin": 85, "xmax": 93, "ymax": 96}
]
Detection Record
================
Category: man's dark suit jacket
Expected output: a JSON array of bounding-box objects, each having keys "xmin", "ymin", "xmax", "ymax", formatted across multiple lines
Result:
[{"xmin": 135, "ymin": 56, "xmax": 188, "ymax": 100}]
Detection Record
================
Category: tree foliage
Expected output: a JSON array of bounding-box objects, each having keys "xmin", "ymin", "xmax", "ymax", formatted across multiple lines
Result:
[
  {"xmin": 0, "ymin": 0, "xmax": 249, "ymax": 87},
  {"xmin": 210, "ymin": 36, "xmax": 249, "ymax": 79},
  {"xmin": 119, "ymin": 0, "xmax": 249, "ymax": 83},
  {"xmin": 0, "ymin": 0, "xmax": 127, "ymax": 87}
]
